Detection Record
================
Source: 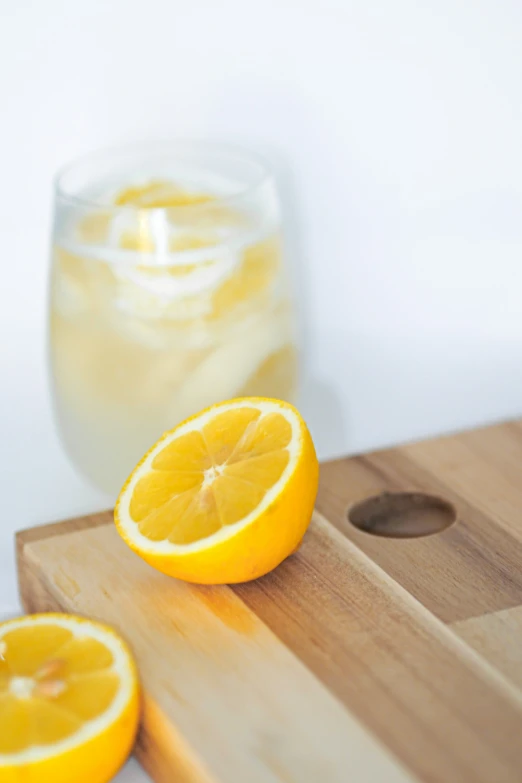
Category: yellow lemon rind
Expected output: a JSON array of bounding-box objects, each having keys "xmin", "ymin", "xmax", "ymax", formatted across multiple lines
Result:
[
  {"xmin": 114, "ymin": 397, "xmax": 318, "ymax": 584},
  {"xmin": 0, "ymin": 613, "xmax": 140, "ymax": 783}
]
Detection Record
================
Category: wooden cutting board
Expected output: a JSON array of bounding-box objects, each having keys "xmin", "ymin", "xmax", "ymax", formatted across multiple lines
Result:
[{"xmin": 16, "ymin": 420, "xmax": 522, "ymax": 783}]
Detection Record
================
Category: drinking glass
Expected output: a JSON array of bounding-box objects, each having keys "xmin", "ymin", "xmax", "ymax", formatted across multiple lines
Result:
[{"xmin": 49, "ymin": 141, "xmax": 298, "ymax": 495}]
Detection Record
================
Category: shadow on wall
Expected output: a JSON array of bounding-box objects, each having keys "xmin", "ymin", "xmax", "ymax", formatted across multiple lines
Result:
[
  {"xmin": 298, "ymin": 376, "xmax": 348, "ymax": 462},
  {"xmin": 253, "ymin": 148, "xmax": 349, "ymax": 461},
  {"xmin": 253, "ymin": 147, "xmax": 349, "ymax": 460},
  {"xmin": 204, "ymin": 83, "xmax": 395, "ymax": 460},
  {"xmin": 249, "ymin": 145, "xmax": 350, "ymax": 461}
]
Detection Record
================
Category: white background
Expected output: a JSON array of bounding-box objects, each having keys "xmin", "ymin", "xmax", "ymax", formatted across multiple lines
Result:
[{"xmin": 2, "ymin": 2, "xmax": 522, "ymax": 779}]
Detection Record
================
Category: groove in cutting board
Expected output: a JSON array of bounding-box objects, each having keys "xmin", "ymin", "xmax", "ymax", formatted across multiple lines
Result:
[
  {"xmin": 317, "ymin": 429, "xmax": 522, "ymax": 623},
  {"xmin": 235, "ymin": 514, "xmax": 522, "ymax": 783}
]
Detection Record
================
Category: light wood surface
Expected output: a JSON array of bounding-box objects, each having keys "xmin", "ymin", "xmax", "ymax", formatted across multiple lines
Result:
[
  {"xmin": 452, "ymin": 607, "xmax": 522, "ymax": 691},
  {"xmin": 17, "ymin": 420, "xmax": 522, "ymax": 782}
]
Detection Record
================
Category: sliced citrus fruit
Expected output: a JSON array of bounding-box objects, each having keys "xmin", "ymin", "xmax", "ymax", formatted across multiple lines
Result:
[
  {"xmin": 114, "ymin": 180, "xmax": 213, "ymax": 209},
  {"xmin": 115, "ymin": 398, "xmax": 319, "ymax": 584},
  {"xmin": 0, "ymin": 613, "xmax": 140, "ymax": 783}
]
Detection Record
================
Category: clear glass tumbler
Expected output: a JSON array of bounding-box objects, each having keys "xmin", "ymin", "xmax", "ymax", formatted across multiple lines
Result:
[{"xmin": 49, "ymin": 141, "xmax": 298, "ymax": 496}]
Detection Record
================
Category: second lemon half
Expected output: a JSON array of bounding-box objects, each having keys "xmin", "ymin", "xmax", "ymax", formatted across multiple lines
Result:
[{"xmin": 115, "ymin": 398, "xmax": 318, "ymax": 584}]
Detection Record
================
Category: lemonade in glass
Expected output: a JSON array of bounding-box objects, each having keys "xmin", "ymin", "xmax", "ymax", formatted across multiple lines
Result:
[{"xmin": 49, "ymin": 142, "xmax": 298, "ymax": 495}]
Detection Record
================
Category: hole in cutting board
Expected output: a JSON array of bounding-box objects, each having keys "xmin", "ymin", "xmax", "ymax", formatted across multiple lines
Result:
[{"xmin": 348, "ymin": 492, "xmax": 456, "ymax": 538}]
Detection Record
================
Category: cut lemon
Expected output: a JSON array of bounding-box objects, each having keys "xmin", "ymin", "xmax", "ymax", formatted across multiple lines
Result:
[
  {"xmin": 115, "ymin": 398, "xmax": 319, "ymax": 584},
  {"xmin": 0, "ymin": 614, "xmax": 140, "ymax": 783},
  {"xmin": 114, "ymin": 180, "xmax": 213, "ymax": 209}
]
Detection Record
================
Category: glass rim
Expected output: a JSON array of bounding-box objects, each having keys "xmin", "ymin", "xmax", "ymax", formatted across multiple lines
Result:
[{"xmin": 54, "ymin": 139, "xmax": 274, "ymax": 214}]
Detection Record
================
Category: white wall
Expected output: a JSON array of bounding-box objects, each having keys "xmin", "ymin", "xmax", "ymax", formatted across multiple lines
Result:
[{"xmin": 2, "ymin": 0, "xmax": 522, "ymax": 474}]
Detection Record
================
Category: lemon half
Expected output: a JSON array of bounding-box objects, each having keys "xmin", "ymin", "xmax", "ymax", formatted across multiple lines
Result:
[
  {"xmin": 115, "ymin": 398, "xmax": 318, "ymax": 584},
  {"xmin": 0, "ymin": 613, "xmax": 140, "ymax": 783}
]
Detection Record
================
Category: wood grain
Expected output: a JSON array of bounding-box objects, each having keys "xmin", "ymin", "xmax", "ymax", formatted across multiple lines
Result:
[
  {"xmin": 235, "ymin": 515, "xmax": 522, "ymax": 783},
  {"xmin": 17, "ymin": 418, "xmax": 522, "ymax": 782},
  {"xmin": 17, "ymin": 512, "xmax": 522, "ymax": 783},
  {"xmin": 452, "ymin": 606, "xmax": 522, "ymax": 691},
  {"xmin": 18, "ymin": 520, "xmax": 414, "ymax": 783},
  {"xmin": 317, "ymin": 433, "xmax": 522, "ymax": 623}
]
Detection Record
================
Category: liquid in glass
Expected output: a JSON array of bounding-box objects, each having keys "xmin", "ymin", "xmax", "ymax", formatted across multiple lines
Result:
[{"xmin": 50, "ymin": 159, "xmax": 297, "ymax": 495}]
